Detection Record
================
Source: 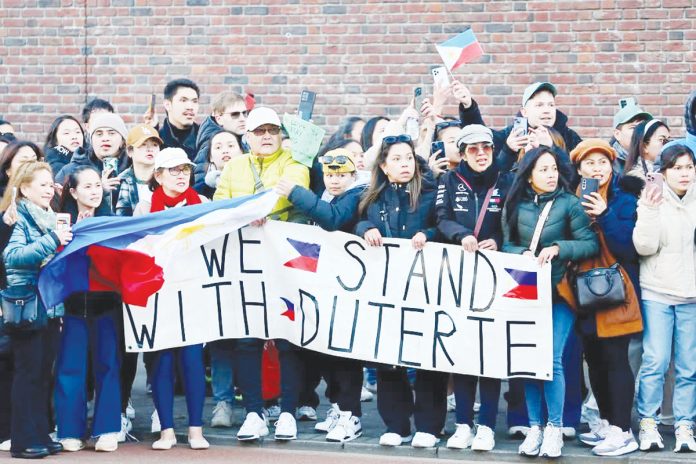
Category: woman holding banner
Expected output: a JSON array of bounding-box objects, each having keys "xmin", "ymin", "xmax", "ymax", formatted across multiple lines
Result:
[
  {"xmin": 435, "ymin": 124, "xmax": 512, "ymax": 452},
  {"xmin": 502, "ymin": 146, "xmax": 598, "ymax": 459},
  {"xmin": 133, "ymin": 147, "xmax": 209, "ymax": 451},
  {"xmin": 562, "ymin": 140, "xmax": 642, "ymax": 457},
  {"xmin": 356, "ymin": 134, "xmax": 445, "ymax": 449}
]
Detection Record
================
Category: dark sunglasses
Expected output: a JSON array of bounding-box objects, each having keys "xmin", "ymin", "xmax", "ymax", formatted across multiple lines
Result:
[
  {"xmin": 382, "ymin": 134, "xmax": 412, "ymax": 145},
  {"xmin": 319, "ymin": 155, "xmax": 350, "ymax": 165},
  {"xmin": 225, "ymin": 110, "xmax": 249, "ymax": 119},
  {"xmin": 434, "ymin": 120, "xmax": 461, "ymax": 133},
  {"xmin": 251, "ymin": 126, "xmax": 281, "ymax": 136}
]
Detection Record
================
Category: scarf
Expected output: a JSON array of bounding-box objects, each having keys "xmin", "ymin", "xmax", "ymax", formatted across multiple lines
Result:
[
  {"xmin": 150, "ymin": 186, "xmax": 202, "ymax": 213},
  {"xmin": 22, "ymin": 199, "xmax": 56, "ymax": 234}
]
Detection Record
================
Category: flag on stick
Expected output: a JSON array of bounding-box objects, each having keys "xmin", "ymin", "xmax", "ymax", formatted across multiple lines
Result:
[{"xmin": 436, "ymin": 28, "xmax": 484, "ymax": 71}]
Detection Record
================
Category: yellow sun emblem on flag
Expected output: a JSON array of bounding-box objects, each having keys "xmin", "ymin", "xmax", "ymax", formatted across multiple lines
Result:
[{"xmin": 174, "ymin": 224, "xmax": 205, "ymax": 240}]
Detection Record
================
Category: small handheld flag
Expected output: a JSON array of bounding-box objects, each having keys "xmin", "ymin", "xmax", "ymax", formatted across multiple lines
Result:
[
  {"xmin": 503, "ymin": 268, "xmax": 538, "ymax": 300},
  {"xmin": 436, "ymin": 28, "xmax": 484, "ymax": 72}
]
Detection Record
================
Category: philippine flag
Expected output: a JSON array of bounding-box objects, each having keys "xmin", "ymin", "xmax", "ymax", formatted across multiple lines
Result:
[
  {"xmin": 502, "ymin": 268, "xmax": 539, "ymax": 300},
  {"xmin": 283, "ymin": 238, "xmax": 321, "ymax": 273},
  {"xmin": 436, "ymin": 28, "xmax": 484, "ymax": 71},
  {"xmin": 38, "ymin": 191, "xmax": 279, "ymax": 309}
]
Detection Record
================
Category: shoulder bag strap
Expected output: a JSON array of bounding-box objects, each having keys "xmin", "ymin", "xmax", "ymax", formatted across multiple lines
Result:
[
  {"xmin": 528, "ymin": 200, "xmax": 554, "ymax": 255},
  {"xmin": 472, "ymin": 174, "xmax": 499, "ymax": 239},
  {"xmin": 249, "ymin": 158, "xmax": 266, "ymax": 193}
]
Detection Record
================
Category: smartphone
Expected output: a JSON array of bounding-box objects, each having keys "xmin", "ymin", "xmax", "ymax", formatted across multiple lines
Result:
[
  {"xmin": 512, "ymin": 116, "xmax": 528, "ymax": 137},
  {"xmin": 414, "ymin": 87, "xmax": 424, "ymax": 112},
  {"xmin": 432, "ymin": 66, "xmax": 450, "ymax": 89},
  {"xmin": 580, "ymin": 177, "xmax": 600, "ymax": 199},
  {"xmin": 103, "ymin": 157, "xmax": 118, "ymax": 176},
  {"xmin": 55, "ymin": 213, "xmax": 71, "ymax": 232},
  {"xmin": 298, "ymin": 90, "xmax": 316, "ymax": 121},
  {"xmin": 646, "ymin": 172, "xmax": 664, "ymax": 194},
  {"xmin": 431, "ymin": 141, "xmax": 446, "ymax": 160},
  {"xmin": 148, "ymin": 93, "xmax": 156, "ymax": 114}
]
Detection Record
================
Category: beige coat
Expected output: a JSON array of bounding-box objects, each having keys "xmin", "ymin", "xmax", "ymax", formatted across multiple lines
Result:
[{"xmin": 632, "ymin": 183, "xmax": 696, "ymax": 298}]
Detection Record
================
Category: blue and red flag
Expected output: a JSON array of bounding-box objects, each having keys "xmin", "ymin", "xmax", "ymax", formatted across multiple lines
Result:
[
  {"xmin": 38, "ymin": 192, "xmax": 277, "ymax": 309},
  {"xmin": 280, "ymin": 297, "xmax": 295, "ymax": 321},
  {"xmin": 283, "ymin": 238, "xmax": 321, "ymax": 273},
  {"xmin": 502, "ymin": 268, "xmax": 538, "ymax": 300},
  {"xmin": 436, "ymin": 28, "xmax": 484, "ymax": 71}
]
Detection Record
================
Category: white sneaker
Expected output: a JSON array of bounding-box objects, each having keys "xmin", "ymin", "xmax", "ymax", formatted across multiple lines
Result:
[
  {"xmin": 0, "ymin": 439, "xmax": 10, "ymax": 452},
  {"xmin": 364, "ymin": 381, "xmax": 377, "ymax": 394},
  {"xmin": 315, "ymin": 404, "xmax": 340, "ymax": 433},
  {"xmin": 297, "ymin": 405, "xmax": 317, "ymax": 421},
  {"xmin": 540, "ymin": 424, "xmax": 563, "ymax": 458},
  {"xmin": 326, "ymin": 411, "xmax": 362, "ymax": 443},
  {"xmin": 117, "ymin": 414, "xmax": 133, "ymax": 443},
  {"xmin": 264, "ymin": 405, "xmax": 281, "ymax": 420},
  {"xmin": 674, "ymin": 424, "xmax": 696, "ymax": 453},
  {"xmin": 508, "ymin": 425, "xmax": 529, "ymax": 438},
  {"xmin": 188, "ymin": 436, "xmax": 209, "ymax": 450},
  {"xmin": 518, "ymin": 425, "xmax": 543, "ymax": 456},
  {"xmin": 211, "ymin": 401, "xmax": 233, "ymax": 428},
  {"xmin": 446, "ymin": 393, "xmax": 456, "ymax": 412},
  {"xmin": 126, "ymin": 400, "xmax": 135, "ymax": 420},
  {"xmin": 411, "ymin": 431, "xmax": 439, "ymax": 448},
  {"xmin": 471, "ymin": 425, "xmax": 495, "ymax": 451},
  {"xmin": 152, "ymin": 435, "xmax": 177, "ymax": 450},
  {"xmin": 561, "ymin": 426, "xmax": 576, "ymax": 439},
  {"xmin": 237, "ymin": 412, "xmax": 269, "ymax": 441},
  {"xmin": 360, "ymin": 386, "xmax": 374, "ymax": 402},
  {"xmin": 95, "ymin": 433, "xmax": 119, "ymax": 452},
  {"xmin": 592, "ymin": 426, "xmax": 639, "ymax": 457},
  {"xmin": 579, "ymin": 419, "xmax": 611, "ymax": 446},
  {"xmin": 446, "ymin": 423, "xmax": 473, "ymax": 449},
  {"xmin": 59, "ymin": 438, "xmax": 84, "ymax": 452},
  {"xmin": 274, "ymin": 412, "xmax": 297, "ymax": 440},
  {"xmin": 379, "ymin": 432, "xmax": 412, "ymax": 446},
  {"xmin": 639, "ymin": 418, "xmax": 664, "ymax": 451},
  {"xmin": 151, "ymin": 410, "xmax": 161, "ymax": 433}
]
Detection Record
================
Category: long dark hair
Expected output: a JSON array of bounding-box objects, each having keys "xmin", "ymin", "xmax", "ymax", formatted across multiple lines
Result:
[
  {"xmin": 359, "ymin": 138, "xmax": 422, "ymax": 215},
  {"xmin": 361, "ymin": 116, "xmax": 389, "ymax": 152},
  {"xmin": 326, "ymin": 116, "xmax": 363, "ymax": 147},
  {"xmin": 44, "ymin": 115, "xmax": 85, "ymax": 152},
  {"xmin": 0, "ymin": 140, "xmax": 43, "ymax": 191},
  {"xmin": 625, "ymin": 119, "xmax": 669, "ymax": 173},
  {"xmin": 58, "ymin": 165, "xmax": 107, "ymax": 221},
  {"xmin": 504, "ymin": 146, "xmax": 571, "ymax": 243}
]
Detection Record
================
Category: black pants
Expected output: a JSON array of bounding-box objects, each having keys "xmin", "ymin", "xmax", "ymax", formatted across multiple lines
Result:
[
  {"xmin": 9, "ymin": 322, "xmax": 58, "ymax": 451},
  {"xmin": 298, "ymin": 350, "xmax": 324, "ymax": 409},
  {"xmin": 0, "ymin": 353, "xmax": 12, "ymax": 441},
  {"xmin": 298, "ymin": 352, "xmax": 362, "ymax": 416},
  {"xmin": 583, "ymin": 333, "xmax": 633, "ymax": 430},
  {"xmin": 377, "ymin": 367, "xmax": 448, "ymax": 436}
]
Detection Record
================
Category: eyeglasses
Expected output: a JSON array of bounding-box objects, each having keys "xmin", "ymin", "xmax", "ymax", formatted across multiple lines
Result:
[
  {"xmin": 167, "ymin": 165, "xmax": 192, "ymax": 176},
  {"xmin": 382, "ymin": 134, "xmax": 412, "ymax": 145},
  {"xmin": 464, "ymin": 143, "xmax": 494, "ymax": 156},
  {"xmin": 319, "ymin": 155, "xmax": 351, "ymax": 165},
  {"xmin": 224, "ymin": 110, "xmax": 248, "ymax": 119},
  {"xmin": 251, "ymin": 126, "xmax": 281, "ymax": 136}
]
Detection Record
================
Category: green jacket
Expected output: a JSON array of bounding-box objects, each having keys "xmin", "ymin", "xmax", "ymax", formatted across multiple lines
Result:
[{"xmin": 502, "ymin": 187, "xmax": 599, "ymax": 286}]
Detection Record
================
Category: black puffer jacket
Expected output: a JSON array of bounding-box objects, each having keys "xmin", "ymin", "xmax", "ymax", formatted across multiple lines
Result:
[
  {"xmin": 159, "ymin": 118, "xmax": 199, "ymax": 161},
  {"xmin": 45, "ymin": 145, "xmax": 79, "ymax": 176},
  {"xmin": 436, "ymin": 161, "xmax": 512, "ymax": 247}
]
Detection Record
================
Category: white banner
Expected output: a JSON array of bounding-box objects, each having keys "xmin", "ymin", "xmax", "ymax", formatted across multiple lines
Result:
[{"xmin": 123, "ymin": 221, "xmax": 553, "ymax": 380}]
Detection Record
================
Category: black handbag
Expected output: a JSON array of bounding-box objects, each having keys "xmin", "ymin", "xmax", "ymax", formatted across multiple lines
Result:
[
  {"xmin": 0, "ymin": 284, "xmax": 44, "ymax": 332},
  {"xmin": 573, "ymin": 263, "xmax": 626, "ymax": 311}
]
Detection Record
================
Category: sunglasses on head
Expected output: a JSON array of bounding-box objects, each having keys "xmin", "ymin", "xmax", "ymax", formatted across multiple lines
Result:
[
  {"xmin": 251, "ymin": 126, "xmax": 281, "ymax": 136},
  {"xmin": 434, "ymin": 120, "xmax": 461, "ymax": 133},
  {"xmin": 319, "ymin": 155, "xmax": 350, "ymax": 165},
  {"xmin": 463, "ymin": 143, "xmax": 494, "ymax": 156},
  {"xmin": 224, "ymin": 110, "xmax": 249, "ymax": 119},
  {"xmin": 382, "ymin": 134, "xmax": 412, "ymax": 145}
]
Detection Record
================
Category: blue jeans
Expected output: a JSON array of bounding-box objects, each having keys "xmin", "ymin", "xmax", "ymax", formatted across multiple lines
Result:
[
  {"xmin": 55, "ymin": 314, "xmax": 121, "ymax": 438},
  {"xmin": 637, "ymin": 299, "xmax": 696, "ymax": 427},
  {"xmin": 209, "ymin": 340, "xmax": 235, "ymax": 405},
  {"xmin": 453, "ymin": 374, "xmax": 500, "ymax": 428},
  {"xmin": 524, "ymin": 301, "xmax": 575, "ymax": 427}
]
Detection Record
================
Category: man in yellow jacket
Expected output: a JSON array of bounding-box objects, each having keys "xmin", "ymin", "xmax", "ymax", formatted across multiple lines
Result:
[
  {"xmin": 213, "ymin": 106, "xmax": 309, "ymax": 443},
  {"xmin": 214, "ymin": 106, "xmax": 309, "ymax": 220}
]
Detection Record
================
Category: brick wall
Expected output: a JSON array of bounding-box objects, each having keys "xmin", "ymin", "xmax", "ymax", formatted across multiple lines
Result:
[{"xmin": 1, "ymin": 0, "xmax": 694, "ymax": 144}]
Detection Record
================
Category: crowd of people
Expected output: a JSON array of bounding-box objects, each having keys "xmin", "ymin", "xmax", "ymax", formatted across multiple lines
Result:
[{"xmin": 0, "ymin": 76, "xmax": 695, "ymax": 460}]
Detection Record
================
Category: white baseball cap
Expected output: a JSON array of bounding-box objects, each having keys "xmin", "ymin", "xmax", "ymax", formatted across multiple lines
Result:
[
  {"xmin": 154, "ymin": 148, "xmax": 195, "ymax": 170},
  {"xmin": 246, "ymin": 107, "xmax": 281, "ymax": 132}
]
